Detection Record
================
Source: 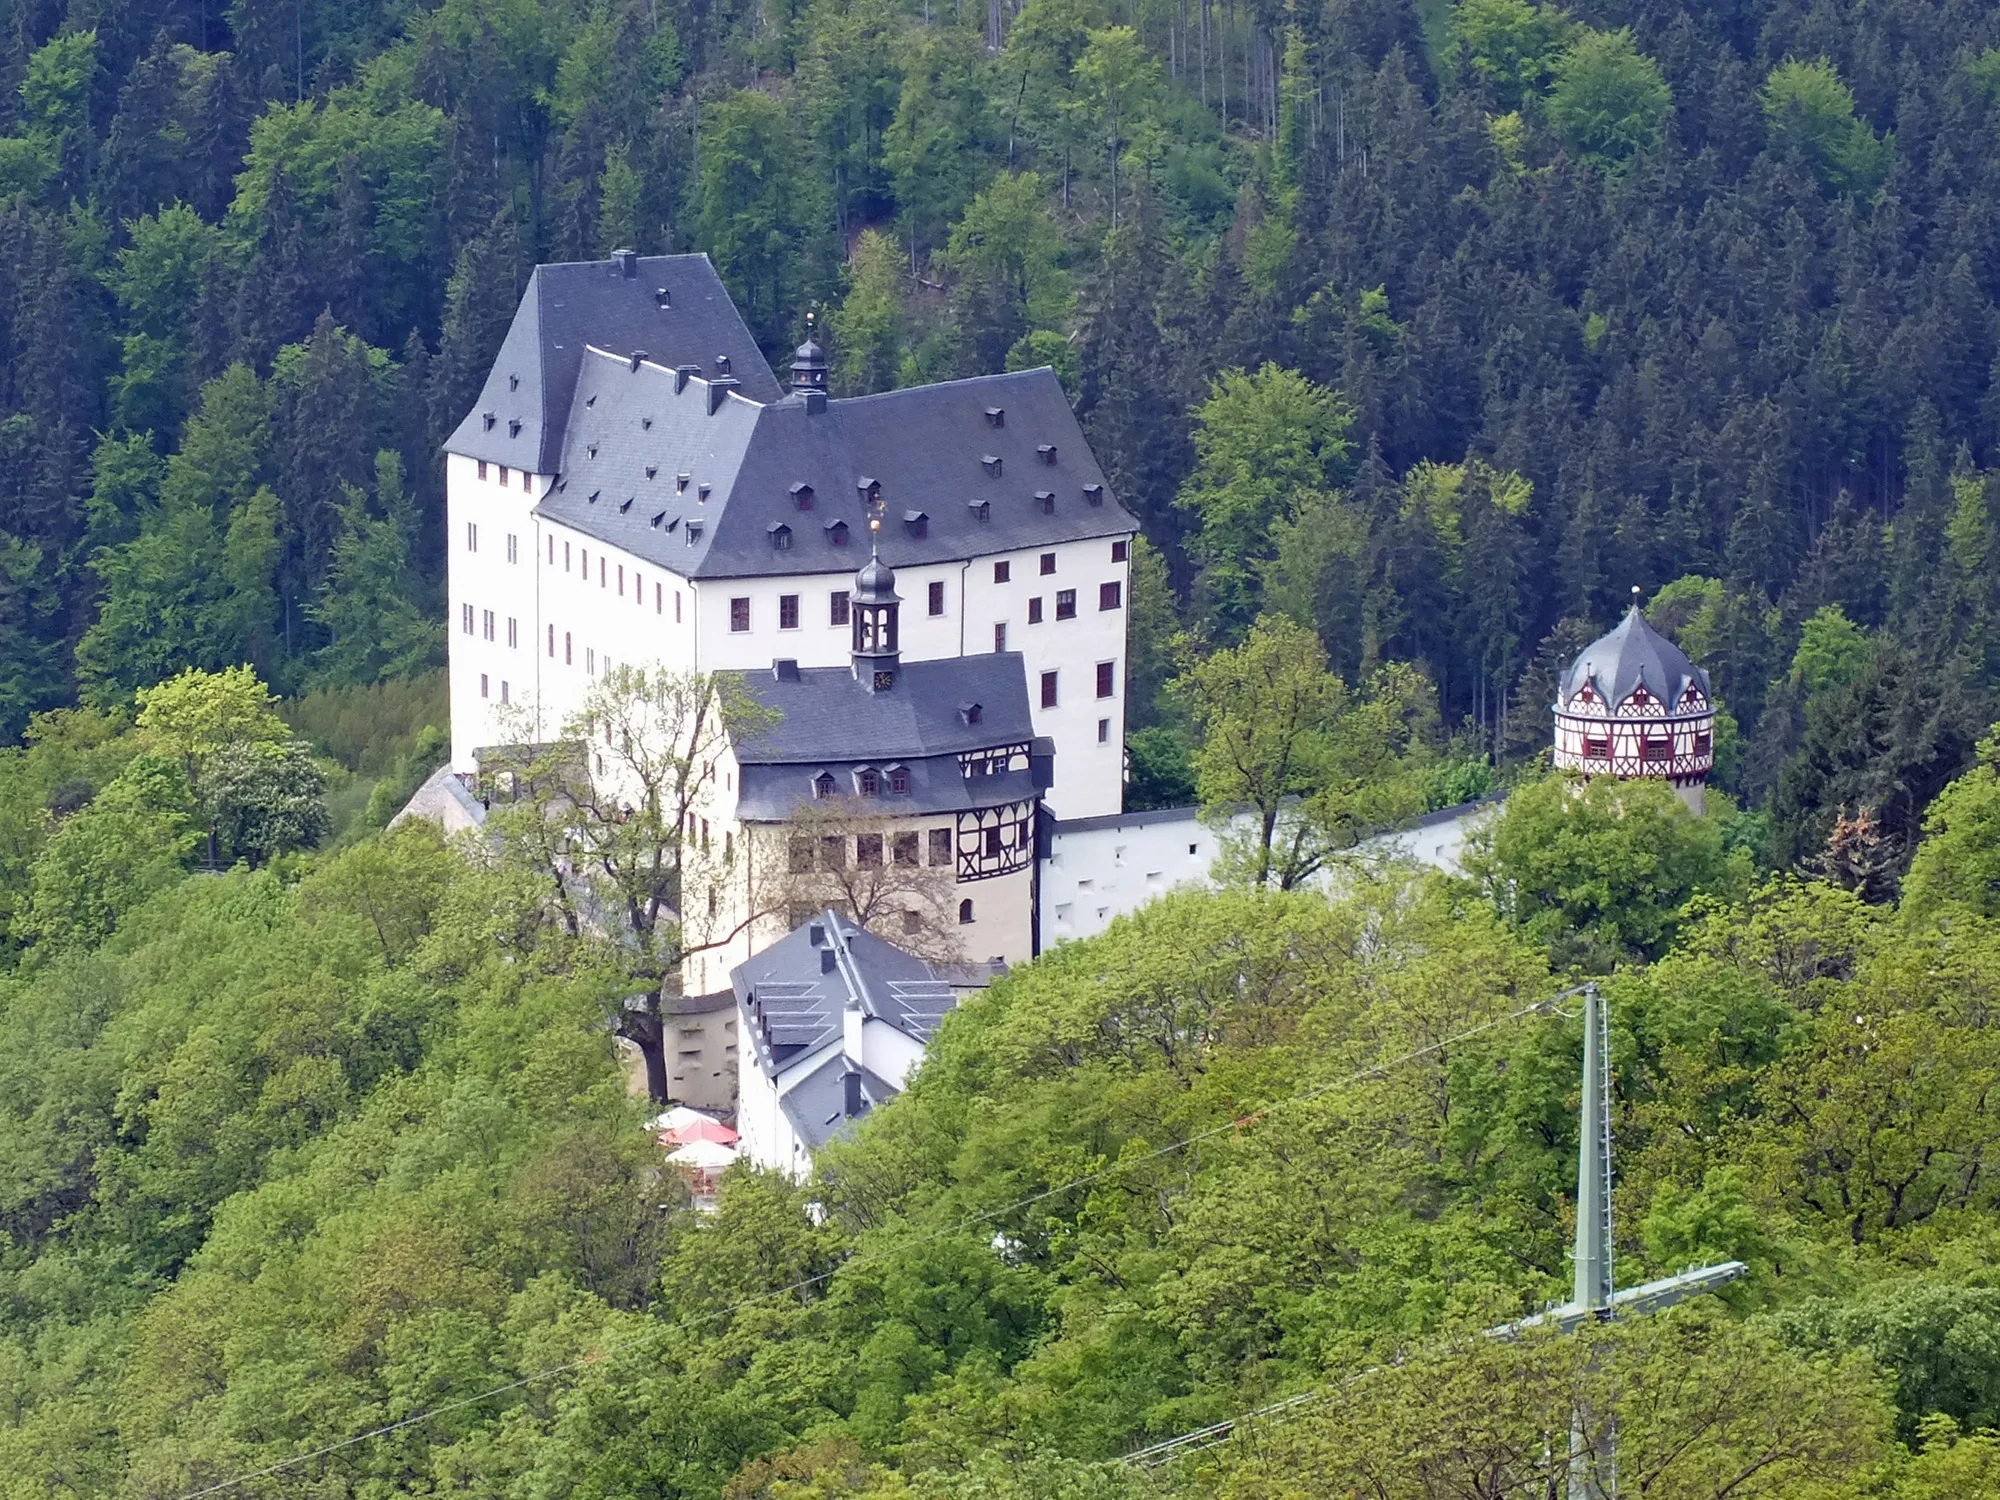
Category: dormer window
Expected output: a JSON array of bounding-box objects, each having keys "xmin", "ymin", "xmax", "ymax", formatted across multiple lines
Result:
[
  {"xmin": 587, "ymin": 490, "xmax": 600, "ymax": 504},
  {"xmin": 651, "ymin": 511, "xmax": 666, "ymax": 528},
  {"xmin": 968, "ymin": 499, "xmax": 991, "ymax": 522},
  {"xmin": 1083, "ymin": 484, "xmax": 1103, "ymax": 504},
  {"xmin": 791, "ymin": 482, "xmax": 814, "ymax": 511},
  {"xmin": 587, "ymin": 444, "xmax": 598, "ymax": 459},
  {"xmin": 482, "ymin": 412, "xmax": 496, "ymax": 430},
  {"xmin": 769, "ymin": 522, "xmax": 793, "ymax": 551},
  {"xmin": 904, "ymin": 509, "xmax": 928, "ymax": 538},
  {"xmin": 984, "ymin": 407, "xmax": 1004, "ymax": 428},
  {"xmin": 698, "ymin": 484, "xmax": 710, "ymax": 502},
  {"xmin": 715, "ymin": 354, "xmax": 732, "ymax": 374},
  {"xmin": 685, "ymin": 522, "xmax": 703, "ymax": 544},
  {"xmin": 619, "ymin": 497, "xmax": 633, "ymax": 512},
  {"xmin": 508, "ymin": 418, "xmax": 521, "ymax": 437},
  {"xmin": 826, "ymin": 519, "xmax": 850, "ymax": 547},
  {"xmin": 960, "ymin": 702, "xmax": 982, "ymax": 725},
  {"xmin": 1035, "ymin": 490, "xmax": 1055, "ymax": 514},
  {"xmin": 888, "ymin": 766, "xmax": 910, "ymax": 795},
  {"xmin": 981, "ymin": 454, "xmax": 1002, "ymax": 477},
  {"xmin": 655, "ymin": 287, "xmax": 671, "ymax": 309},
  {"xmin": 1038, "ymin": 443, "xmax": 1057, "ymax": 464},
  {"xmin": 856, "ymin": 768, "xmax": 879, "ymax": 797},
  {"xmin": 676, "ymin": 473, "xmax": 690, "ymax": 491},
  {"xmin": 857, "ymin": 477, "xmax": 882, "ymax": 504},
  {"xmin": 508, "ymin": 374, "xmax": 519, "ymax": 391},
  {"xmin": 813, "ymin": 772, "xmax": 835, "ymax": 799}
]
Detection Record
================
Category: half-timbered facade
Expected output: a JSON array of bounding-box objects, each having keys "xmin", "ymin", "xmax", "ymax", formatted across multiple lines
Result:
[{"xmin": 1552, "ymin": 592, "xmax": 1714, "ymax": 812}]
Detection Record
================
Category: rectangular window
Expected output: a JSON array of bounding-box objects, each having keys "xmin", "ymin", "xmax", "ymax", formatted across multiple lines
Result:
[
  {"xmin": 730, "ymin": 597, "xmax": 750, "ymax": 632},
  {"xmin": 499, "ymin": 466, "xmax": 509, "ymax": 488},
  {"xmin": 461, "ymin": 602, "xmax": 474, "ymax": 634},
  {"xmin": 618, "ymin": 564, "xmax": 624, "ymax": 596},
  {"xmin": 1100, "ymin": 580, "xmax": 1123, "ymax": 610},
  {"xmin": 466, "ymin": 522, "xmax": 478, "ymax": 552},
  {"xmin": 482, "ymin": 609, "xmax": 495, "ymax": 641},
  {"xmin": 819, "ymin": 836, "xmax": 845, "ymax": 872},
  {"xmin": 1097, "ymin": 717, "xmax": 1110, "ymax": 743},
  {"xmin": 477, "ymin": 460, "xmax": 488, "ymax": 480},
  {"xmin": 599, "ymin": 557, "xmax": 606, "ymax": 587},
  {"xmin": 1040, "ymin": 552, "xmax": 1056, "ymax": 575},
  {"xmin": 789, "ymin": 837, "xmax": 815, "ymax": 874},
  {"xmin": 675, "ymin": 591, "xmax": 682, "ymax": 623},
  {"xmin": 506, "ymin": 617, "xmax": 518, "ymax": 649},
  {"xmin": 655, "ymin": 581, "xmax": 663, "ymax": 614},
  {"xmin": 480, "ymin": 673, "xmax": 489, "ymax": 698},
  {"xmin": 994, "ymin": 622, "xmax": 1007, "ymax": 653},
  {"xmin": 779, "ymin": 594, "xmax": 799, "ymax": 630},
  {"xmin": 1112, "ymin": 539, "xmax": 1128, "ymax": 562},
  {"xmin": 565, "ymin": 632, "xmax": 572, "ymax": 665},
  {"xmin": 984, "ymin": 826, "xmax": 1003, "ymax": 856},
  {"xmin": 928, "ymin": 580, "xmax": 945, "ymax": 616},
  {"xmin": 548, "ymin": 624, "xmax": 555, "ymax": 657},
  {"xmin": 1040, "ymin": 670, "xmax": 1058, "ymax": 708},
  {"xmin": 635, "ymin": 573, "xmax": 643, "ymax": 609},
  {"xmin": 1056, "ymin": 589, "xmax": 1076, "ymax": 620},
  {"xmin": 856, "ymin": 833, "xmax": 883, "ymax": 868},
  {"xmin": 928, "ymin": 827, "xmax": 953, "ymax": 865},
  {"xmin": 581, "ymin": 547, "xmax": 588, "ymax": 576},
  {"xmin": 994, "ymin": 560, "xmax": 1011, "ymax": 583},
  {"xmin": 1028, "ymin": 597, "xmax": 1043, "ymax": 624},
  {"xmin": 506, "ymin": 534, "xmax": 518, "ymax": 564},
  {"xmin": 1096, "ymin": 661, "xmax": 1115, "ymax": 698},
  {"xmin": 548, "ymin": 535, "xmax": 554, "ymax": 564},
  {"xmin": 831, "ymin": 591, "xmax": 850, "ymax": 626},
  {"xmin": 501, "ymin": 680, "xmax": 511, "ymax": 704},
  {"xmin": 893, "ymin": 832, "xmax": 919, "ymax": 866},
  {"xmin": 587, "ymin": 647, "xmax": 595, "ymax": 674}
]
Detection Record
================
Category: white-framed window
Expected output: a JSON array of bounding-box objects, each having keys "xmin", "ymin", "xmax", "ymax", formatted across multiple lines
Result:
[
  {"xmin": 466, "ymin": 522, "xmax": 478, "ymax": 552},
  {"xmin": 506, "ymin": 617, "xmax": 518, "ymax": 648},
  {"xmin": 479, "ymin": 673, "xmax": 489, "ymax": 698},
  {"xmin": 482, "ymin": 609, "xmax": 495, "ymax": 642},
  {"xmin": 460, "ymin": 603, "xmax": 473, "ymax": 634},
  {"xmin": 506, "ymin": 533, "xmax": 518, "ymax": 564}
]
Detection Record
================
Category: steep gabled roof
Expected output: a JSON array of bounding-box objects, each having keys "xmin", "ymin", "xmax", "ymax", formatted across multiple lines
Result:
[
  {"xmin": 444, "ymin": 254, "xmax": 780, "ymax": 473},
  {"xmin": 728, "ymin": 653, "xmax": 1038, "ymax": 764}
]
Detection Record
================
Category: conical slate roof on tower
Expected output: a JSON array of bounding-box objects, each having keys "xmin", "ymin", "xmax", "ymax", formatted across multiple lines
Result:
[{"xmin": 1559, "ymin": 601, "xmax": 1710, "ymax": 712}]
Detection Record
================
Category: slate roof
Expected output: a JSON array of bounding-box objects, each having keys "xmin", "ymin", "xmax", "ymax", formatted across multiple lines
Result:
[
  {"xmin": 1561, "ymin": 606, "xmax": 1711, "ymax": 712},
  {"xmin": 732, "ymin": 909, "xmax": 964, "ymax": 1147},
  {"xmin": 725, "ymin": 654, "xmax": 1044, "ymax": 820},
  {"xmin": 444, "ymin": 254, "xmax": 781, "ymax": 474},
  {"xmin": 529, "ymin": 352, "xmax": 1135, "ymax": 581}
]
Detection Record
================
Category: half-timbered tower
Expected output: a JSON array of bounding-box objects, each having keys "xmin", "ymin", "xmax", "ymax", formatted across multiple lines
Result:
[{"xmin": 1552, "ymin": 588, "xmax": 1714, "ymax": 813}]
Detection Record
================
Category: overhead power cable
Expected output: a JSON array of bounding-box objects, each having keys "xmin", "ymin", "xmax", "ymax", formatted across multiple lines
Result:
[{"xmin": 171, "ymin": 994, "xmax": 1565, "ymax": 1500}]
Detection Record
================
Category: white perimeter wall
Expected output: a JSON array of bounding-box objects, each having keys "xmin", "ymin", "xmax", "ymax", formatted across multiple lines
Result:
[{"xmin": 1039, "ymin": 800, "xmax": 1499, "ymax": 950}]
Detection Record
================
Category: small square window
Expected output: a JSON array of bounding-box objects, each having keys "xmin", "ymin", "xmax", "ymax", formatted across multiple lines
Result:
[
  {"xmin": 1100, "ymin": 580, "xmax": 1123, "ymax": 610},
  {"xmin": 1097, "ymin": 717, "xmax": 1110, "ymax": 742},
  {"xmin": 1056, "ymin": 589, "xmax": 1076, "ymax": 620},
  {"xmin": 929, "ymin": 827, "xmax": 953, "ymax": 865},
  {"xmin": 893, "ymin": 832, "xmax": 919, "ymax": 865},
  {"xmin": 1039, "ymin": 552, "xmax": 1056, "ymax": 575},
  {"xmin": 779, "ymin": 594, "xmax": 799, "ymax": 630},
  {"xmin": 928, "ymin": 580, "xmax": 945, "ymax": 616},
  {"xmin": 857, "ymin": 833, "xmax": 883, "ymax": 867},
  {"xmin": 831, "ymin": 591, "xmax": 850, "ymax": 626},
  {"xmin": 994, "ymin": 560, "xmax": 1011, "ymax": 583},
  {"xmin": 730, "ymin": 597, "xmax": 751, "ymax": 632},
  {"xmin": 1028, "ymin": 597, "xmax": 1043, "ymax": 624},
  {"xmin": 819, "ymin": 836, "xmax": 845, "ymax": 871},
  {"xmin": 994, "ymin": 622, "xmax": 1007, "ymax": 652},
  {"xmin": 1040, "ymin": 670, "xmax": 1058, "ymax": 708},
  {"xmin": 1112, "ymin": 539, "xmax": 1128, "ymax": 562},
  {"xmin": 1097, "ymin": 661, "xmax": 1115, "ymax": 698}
]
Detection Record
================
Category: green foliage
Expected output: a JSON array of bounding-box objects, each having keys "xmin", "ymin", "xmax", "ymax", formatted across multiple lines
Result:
[
  {"xmin": 695, "ymin": 90, "xmax": 828, "ymax": 346},
  {"xmin": 306, "ymin": 452, "xmax": 442, "ymax": 688},
  {"xmin": 1902, "ymin": 726, "xmax": 2000, "ymax": 923},
  {"xmin": 1761, "ymin": 58, "xmax": 1893, "ymax": 197},
  {"xmin": 829, "ymin": 230, "xmax": 907, "ymax": 396},
  {"xmin": 1451, "ymin": 0, "xmax": 1573, "ymax": 110},
  {"xmin": 1465, "ymin": 773, "xmax": 1749, "ymax": 965},
  {"xmin": 1545, "ymin": 28, "xmax": 1672, "ymax": 169}
]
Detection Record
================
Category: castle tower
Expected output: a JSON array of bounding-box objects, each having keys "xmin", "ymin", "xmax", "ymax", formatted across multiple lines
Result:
[
  {"xmin": 850, "ymin": 526, "xmax": 900, "ymax": 694},
  {"xmin": 1552, "ymin": 587, "xmax": 1714, "ymax": 815}
]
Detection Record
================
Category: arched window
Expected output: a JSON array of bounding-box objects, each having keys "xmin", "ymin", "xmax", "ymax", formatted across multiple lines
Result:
[{"xmin": 958, "ymin": 898, "xmax": 974, "ymax": 924}]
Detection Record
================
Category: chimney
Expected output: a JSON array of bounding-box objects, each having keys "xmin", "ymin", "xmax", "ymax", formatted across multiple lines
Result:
[
  {"xmin": 805, "ymin": 390, "xmax": 827, "ymax": 415},
  {"xmin": 613, "ymin": 248, "xmax": 638, "ymax": 276},
  {"xmin": 707, "ymin": 376, "xmax": 740, "ymax": 415},
  {"xmin": 715, "ymin": 353, "xmax": 732, "ymax": 375},
  {"xmin": 843, "ymin": 996, "xmax": 864, "ymax": 1067},
  {"xmin": 842, "ymin": 1069, "xmax": 863, "ymax": 1118}
]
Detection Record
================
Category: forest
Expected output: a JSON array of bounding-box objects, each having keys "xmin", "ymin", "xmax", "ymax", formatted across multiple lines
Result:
[{"xmin": 4, "ymin": 0, "xmax": 2000, "ymax": 1490}]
